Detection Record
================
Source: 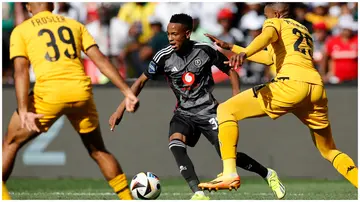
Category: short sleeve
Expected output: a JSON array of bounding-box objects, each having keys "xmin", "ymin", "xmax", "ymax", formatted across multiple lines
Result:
[
  {"xmin": 80, "ymin": 24, "xmax": 97, "ymax": 53},
  {"xmin": 262, "ymin": 18, "xmax": 281, "ymax": 37},
  {"xmin": 10, "ymin": 26, "xmax": 28, "ymax": 60},
  {"xmin": 144, "ymin": 60, "xmax": 163, "ymax": 80}
]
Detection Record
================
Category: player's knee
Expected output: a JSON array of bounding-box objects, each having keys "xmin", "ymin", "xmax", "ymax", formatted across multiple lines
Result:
[
  {"xmin": 3, "ymin": 130, "xmax": 30, "ymax": 149},
  {"xmin": 168, "ymin": 138, "xmax": 186, "ymax": 151},
  {"xmin": 169, "ymin": 133, "xmax": 185, "ymax": 143},
  {"xmin": 217, "ymin": 103, "xmax": 236, "ymax": 123}
]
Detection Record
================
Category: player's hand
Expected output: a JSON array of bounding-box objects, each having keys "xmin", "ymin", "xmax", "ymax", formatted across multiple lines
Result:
[
  {"xmin": 204, "ymin": 33, "xmax": 232, "ymax": 50},
  {"xmin": 19, "ymin": 111, "xmax": 44, "ymax": 133},
  {"xmin": 109, "ymin": 110, "xmax": 124, "ymax": 131},
  {"xmin": 124, "ymin": 93, "xmax": 139, "ymax": 113},
  {"xmin": 224, "ymin": 52, "xmax": 247, "ymax": 70}
]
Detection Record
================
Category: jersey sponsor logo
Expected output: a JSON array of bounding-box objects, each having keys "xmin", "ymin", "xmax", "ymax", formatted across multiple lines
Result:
[
  {"xmin": 182, "ymin": 72, "xmax": 195, "ymax": 86},
  {"xmin": 148, "ymin": 61, "xmax": 157, "ymax": 74}
]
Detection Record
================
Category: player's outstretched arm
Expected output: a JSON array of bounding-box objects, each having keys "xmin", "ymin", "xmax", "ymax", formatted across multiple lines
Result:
[
  {"xmin": 109, "ymin": 73, "xmax": 149, "ymax": 131},
  {"xmin": 227, "ymin": 27, "xmax": 278, "ymax": 69},
  {"xmin": 232, "ymin": 45, "xmax": 273, "ymax": 66},
  {"xmin": 86, "ymin": 46, "xmax": 138, "ymax": 112},
  {"xmin": 205, "ymin": 33, "xmax": 273, "ymax": 66},
  {"xmin": 244, "ymin": 27, "xmax": 278, "ymax": 58}
]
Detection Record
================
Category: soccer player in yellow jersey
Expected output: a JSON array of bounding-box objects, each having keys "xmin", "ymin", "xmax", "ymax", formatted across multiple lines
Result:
[
  {"xmin": 3, "ymin": 3, "xmax": 138, "ymax": 200},
  {"xmin": 198, "ymin": 3, "xmax": 358, "ymax": 194}
]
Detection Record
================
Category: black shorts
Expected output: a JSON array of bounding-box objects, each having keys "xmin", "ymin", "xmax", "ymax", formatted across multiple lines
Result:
[{"xmin": 169, "ymin": 113, "xmax": 219, "ymax": 147}]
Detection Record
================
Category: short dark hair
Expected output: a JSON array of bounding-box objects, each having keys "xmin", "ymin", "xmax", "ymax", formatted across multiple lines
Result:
[{"xmin": 169, "ymin": 13, "xmax": 193, "ymax": 31}]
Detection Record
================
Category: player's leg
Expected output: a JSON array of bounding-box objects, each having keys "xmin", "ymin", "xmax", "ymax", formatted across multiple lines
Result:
[
  {"xmin": 217, "ymin": 88, "xmax": 269, "ymax": 176},
  {"xmin": 294, "ymin": 84, "xmax": 357, "ymax": 188},
  {"xmin": 2, "ymin": 112, "xmax": 39, "ymax": 200},
  {"xmin": 200, "ymin": 116, "xmax": 285, "ymax": 198},
  {"xmin": 67, "ymin": 98, "xmax": 132, "ymax": 200},
  {"xmin": 2, "ymin": 112, "xmax": 40, "ymax": 182},
  {"xmin": 3, "ymin": 95, "xmax": 60, "ymax": 198},
  {"xmin": 168, "ymin": 114, "xmax": 208, "ymax": 200},
  {"xmin": 310, "ymin": 126, "xmax": 357, "ymax": 188},
  {"xmin": 200, "ymin": 80, "xmax": 302, "ymax": 190},
  {"xmin": 198, "ymin": 114, "xmax": 269, "ymax": 179}
]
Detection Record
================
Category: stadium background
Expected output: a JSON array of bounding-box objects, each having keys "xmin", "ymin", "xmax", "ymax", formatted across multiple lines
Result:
[{"xmin": 2, "ymin": 2, "xmax": 358, "ymax": 200}]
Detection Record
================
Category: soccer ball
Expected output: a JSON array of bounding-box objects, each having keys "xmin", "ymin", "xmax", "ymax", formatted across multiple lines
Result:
[{"xmin": 130, "ymin": 172, "xmax": 161, "ymax": 200}]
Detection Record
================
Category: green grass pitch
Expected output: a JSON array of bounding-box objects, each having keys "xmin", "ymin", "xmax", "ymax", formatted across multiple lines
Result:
[{"xmin": 7, "ymin": 177, "xmax": 357, "ymax": 200}]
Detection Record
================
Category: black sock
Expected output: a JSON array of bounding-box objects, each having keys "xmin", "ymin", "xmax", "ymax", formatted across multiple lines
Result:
[
  {"xmin": 169, "ymin": 139, "xmax": 200, "ymax": 193},
  {"xmin": 236, "ymin": 152, "xmax": 268, "ymax": 178}
]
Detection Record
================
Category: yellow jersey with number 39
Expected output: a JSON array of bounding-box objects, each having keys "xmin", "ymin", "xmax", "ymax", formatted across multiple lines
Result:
[
  {"xmin": 263, "ymin": 18, "xmax": 323, "ymax": 85},
  {"xmin": 10, "ymin": 11, "xmax": 97, "ymax": 103}
]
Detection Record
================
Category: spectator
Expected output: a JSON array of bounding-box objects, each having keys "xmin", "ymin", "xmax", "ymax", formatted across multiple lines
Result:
[
  {"xmin": 85, "ymin": 3, "xmax": 125, "ymax": 84},
  {"xmin": 293, "ymin": 3, "xmax": 313, "ymax": 33},
  {"xmin": 312, "ymin": 22, "xmax": 329, "ymax": 70},
  {"xmin": 241, "ymin": 18, "xmax": 270, "ymax": 84},
  {"xmin": 216, "ymin": 8, "xmax": 244, "ymax": 46},
  {"xmin": 139, "ymin": 16, "xmax": 168, "ymax": 63},
  {"xmin": 117, "ymin": 2, "xmax": 157, "ymax": 78},
  {"xmin": 153, "ymin": 2, "xmax": 191, "ymax": 32},
  {"xmin": 117, "ymin": 2, "xmax": 157, "ymax": 44},
  {"xmin": 305, "ymin": 2, "xmax": 338, "ymax": 30},
  {"xmin": 239, "ymin": 3, "xmax": 265, "ymax": 32},
  {"xmin": 193, "ymin": 2, "xmax": 237, "ymax": 36},
  {"xmin": 321, "ymin": 15, "xmax": 358, "ymax": 84},
  {"xmin": 190, "ymin": 12, "xmax": 212, "ymax": 43},
  {"xmin": 3, "ymin": 2, "xmax": 29, "ymax": 84},
  {"xmin": 53, "ymin": 2, "xmax": 80, "ymax": 21}
]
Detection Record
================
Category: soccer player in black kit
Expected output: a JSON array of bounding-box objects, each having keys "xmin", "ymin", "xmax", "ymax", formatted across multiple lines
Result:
[{"xmin": 109, "ymin": 14, "xmax": 285, "ymax": 200}]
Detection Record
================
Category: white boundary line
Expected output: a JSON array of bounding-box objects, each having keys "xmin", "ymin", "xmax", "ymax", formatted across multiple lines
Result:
[{"xmin": 10, "ymin": 191, "xmax": 306, "ymax": 196}]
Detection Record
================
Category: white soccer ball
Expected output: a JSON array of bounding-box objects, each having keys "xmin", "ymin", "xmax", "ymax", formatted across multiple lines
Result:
[{"xmin": 130, "ymin": 172, "xmax": 161, "ymax": 200}]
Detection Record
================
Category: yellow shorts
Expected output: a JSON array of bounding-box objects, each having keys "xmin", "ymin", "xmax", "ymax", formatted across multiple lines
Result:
[
  {"xmin": 256, "ymin": 78, "xmax": 329, "ymax": 130},
  {"xmin": 27, "ymin": 92, "xmax": 99, "ymax": 133}
]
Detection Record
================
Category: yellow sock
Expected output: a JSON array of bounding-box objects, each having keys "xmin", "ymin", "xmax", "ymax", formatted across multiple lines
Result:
[
  {"xmin": 223, "ymin": 159, "xmax": 237, "ymax": 175},
  {"xmin": 332, "ymin": 153, "xmax": 358, "ymax": 188},
  {"xmin": 2, "ymin": 182, "xmax": 11, "ymax": 200},
  {"xmin": 109, "ymin": 174, "xmax": 133, "ymax": 200},
  {"xmin": 219, "ymin": 121, "xmax": 238, "ymax": 175}
]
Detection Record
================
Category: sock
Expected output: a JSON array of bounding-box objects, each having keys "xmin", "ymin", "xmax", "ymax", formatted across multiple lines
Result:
[
  {"xmin": 218, "ymin": 121, "xmax": 238, "ymax": 175},
  {"xmin": 236, "ymin": 152, "xmax": 268, "ymax": 178},
  {"xmin": 169, "ymin": 139, "xmax": 200, "ymax": 193},
  {"xmin": 195, "ymin": 191, "xmax": 205, "ymax": 196},
  {"xmin": 332, "ymin": 153, "xmax": 358, "ymax": 188},
  {"xmin": 2, "ymin": 182, "xmax": 11, "ymax": 200},
  {"xmin": 109, "ymin": 174, "xmax": 133, "ymax": 200},
  {"xmin": 265, "ymin": 169, "xmax": 272, "ymax": 179}
]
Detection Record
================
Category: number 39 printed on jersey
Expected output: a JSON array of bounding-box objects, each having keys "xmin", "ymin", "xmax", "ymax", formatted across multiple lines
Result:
[{"xmin": 38, "ymin": 26, "xmax": 78, "ymax": 62}]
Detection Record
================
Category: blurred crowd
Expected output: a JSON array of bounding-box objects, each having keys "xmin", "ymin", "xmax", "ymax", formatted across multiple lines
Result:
[{"xmin": 2, "ymin": 2, "xmax": 358, "ymax": 85}]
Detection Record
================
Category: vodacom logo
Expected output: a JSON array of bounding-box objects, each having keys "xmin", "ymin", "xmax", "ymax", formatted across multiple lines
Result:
[{"xmin": 182, "ymin": 72, "xmax": 195, "ymax": 86}]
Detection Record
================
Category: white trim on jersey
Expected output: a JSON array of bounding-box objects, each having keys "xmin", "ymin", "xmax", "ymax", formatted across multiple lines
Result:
[{"xmin": 153, "ymin": 45, "xmax": 173, "ymax": 63}]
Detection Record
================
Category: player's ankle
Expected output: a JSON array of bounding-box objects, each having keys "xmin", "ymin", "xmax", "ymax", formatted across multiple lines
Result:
[
  {"xmin": 265, "ymin": 168, "xmax": 273, "ymax": 180},
  {"xmin": 222, "ymin": 172, "xmax": 239, "ymax": 178},
  {"xmin": 195, "ymin": 191, "xmax": 205, "ymax": 196}
]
